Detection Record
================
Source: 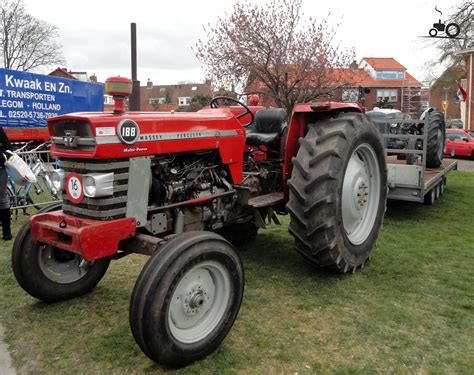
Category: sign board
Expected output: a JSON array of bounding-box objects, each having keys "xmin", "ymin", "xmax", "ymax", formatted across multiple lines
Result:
[
  {"xmin": 442, "ymin": 100, "xmax": 448, "ymax": 111},
  {"xmin": 0, "ymin": 68, "xmax": 104, "ymax": 128}
]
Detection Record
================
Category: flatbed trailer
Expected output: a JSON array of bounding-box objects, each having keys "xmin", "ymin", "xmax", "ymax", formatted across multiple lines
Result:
[
  {"xmin": 373, "ymin": 115, "xmax": 458, "ymax": 205},
  {"xmin": 386, "ymin": 156, "xmax": 457, "ymax": 203}
]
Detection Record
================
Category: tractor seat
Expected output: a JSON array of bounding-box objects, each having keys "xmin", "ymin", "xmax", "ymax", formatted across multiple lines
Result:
[{"xmin": 246, "ymin": 108, "xmax": 287, "ymax": 149}]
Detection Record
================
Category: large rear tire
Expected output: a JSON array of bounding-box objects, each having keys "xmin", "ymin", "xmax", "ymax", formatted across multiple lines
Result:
[
  {"xmin": 425, "ymin": 109, "xmax": 445, "ymax": 168},
  {"xmin": 129, "ymin": 231, "xmax": 244, "ymax": 368},
  {"xmin": 287, "ymin": 112, "xmax": 387, "ymax": 273},
  {"xmin": 12, "ymin": 202, "xmax": 110, "ymax": 303}
]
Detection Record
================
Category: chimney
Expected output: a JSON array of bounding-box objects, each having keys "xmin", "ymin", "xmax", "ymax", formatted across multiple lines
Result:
[
  {"xmin": 147, "ymin": 78, "xmax": 153, "ymax": 89},
  {"xmin": 350, "ymin": 60, "xmax": 358, "ymax": 70},
  {"xmin": 89, "ymin": 73, "xmax": 97, "ymax": 83}
]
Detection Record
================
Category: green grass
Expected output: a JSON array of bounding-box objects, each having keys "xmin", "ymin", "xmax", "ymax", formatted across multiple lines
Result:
[{"xmin": 1, "ymin": 172, "xmax": 473, "ymax": 374}]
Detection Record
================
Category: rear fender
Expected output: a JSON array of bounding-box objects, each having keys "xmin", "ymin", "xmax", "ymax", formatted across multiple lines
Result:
[{"xmin": 283, "ymin": 102, "xmax": 362, "ymax": 199}]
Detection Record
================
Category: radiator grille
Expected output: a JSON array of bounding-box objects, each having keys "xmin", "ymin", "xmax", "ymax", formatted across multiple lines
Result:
[{"xmin": 60, "ymin": 158, "xmax": 129, "ymax": 221}]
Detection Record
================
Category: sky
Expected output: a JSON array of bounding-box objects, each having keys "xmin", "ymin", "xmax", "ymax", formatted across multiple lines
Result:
[{"xmin": 23, "ymin": 0, "xmax": 461, "ymax": 86}]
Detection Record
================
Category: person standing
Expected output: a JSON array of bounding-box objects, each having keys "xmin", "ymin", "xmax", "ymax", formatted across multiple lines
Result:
[{"xmin": 0, "ymin": 127, "xmax": 12, "ymax": 240}]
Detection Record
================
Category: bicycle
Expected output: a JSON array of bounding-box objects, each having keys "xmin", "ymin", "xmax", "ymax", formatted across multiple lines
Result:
[{"xmin": 7, "ymin": 141, "xmax": 59, "ymax": 218}]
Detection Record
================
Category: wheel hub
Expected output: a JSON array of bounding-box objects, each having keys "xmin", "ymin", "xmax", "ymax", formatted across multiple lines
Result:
[
  {"xmin": 356, "ymin": 181, "xmax": 369, "ymax": 209},
  {"xmin": 184, "ymin": 285, "xmax": 209, "ymax": 315},
  {"xmin": 38, "ymin": 245, "xmax": 89, "ymax": 284}
]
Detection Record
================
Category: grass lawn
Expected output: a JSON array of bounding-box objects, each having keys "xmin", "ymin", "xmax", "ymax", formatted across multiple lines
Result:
[{"xmin": 0, "ymin": 171, "xmax": 473, "ymax": 374}]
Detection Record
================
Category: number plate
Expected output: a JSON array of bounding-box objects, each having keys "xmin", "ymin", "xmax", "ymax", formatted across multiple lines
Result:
[{"xmin": 66, "ymin": 172, "xmax": 84, "ymax": 204}]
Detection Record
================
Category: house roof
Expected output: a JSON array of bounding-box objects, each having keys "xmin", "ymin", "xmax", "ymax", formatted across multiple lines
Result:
[
  {"xmin": 362, "ymin": 57, "xmax": 406, "ymax": 71},
  {"xmin": 48, "ymin": 67, "xmax": 78, "ymax": 80},
  {"xmin": 328, "ymin": 68, "xmax": 421, "ymax": 88},
  {"xmin": 431, "ymin": 66, "xmax": 465, "ymax": 90}
]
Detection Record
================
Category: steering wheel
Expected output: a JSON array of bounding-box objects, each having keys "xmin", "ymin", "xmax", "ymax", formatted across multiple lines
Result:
[{"xmin": 210, "ymin": 96, "xmax": 255, "ymax": 127}]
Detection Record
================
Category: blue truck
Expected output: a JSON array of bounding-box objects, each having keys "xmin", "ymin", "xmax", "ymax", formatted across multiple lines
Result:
[{"xmin": 0, "ymin": 68, "xmax": 104, "ymax": 141}]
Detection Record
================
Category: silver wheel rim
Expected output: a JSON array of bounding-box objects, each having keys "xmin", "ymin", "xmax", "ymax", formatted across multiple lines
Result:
[
  {"xmin": 38, "ymin": 245, "xmax": 89, "ymax": 284},
  {"xmin": 437, "ymin": 129, "xmax": 443, "ymax": 160},
  {"xmin": 168, "ymin": 260, "xmax": 231, "ymax": 344},
  {"xmin": 342, "ymin": 143, "xmax": 381, "ymax": 245}
]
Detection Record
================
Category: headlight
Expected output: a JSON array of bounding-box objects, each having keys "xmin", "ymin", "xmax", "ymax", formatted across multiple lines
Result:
[
  {"xmin": 83, "ymin": 176, "xmax": 96, "ymax": 197},
  {"xmin": 82, "ymin": 173, "xmax": 114, "ymax": 198},
  {"xmin": 50, "ymin": 169, "xmax": 65, "ymax": 191}
]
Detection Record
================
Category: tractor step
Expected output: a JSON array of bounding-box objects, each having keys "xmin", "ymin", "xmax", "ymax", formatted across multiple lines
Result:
[{"xmin": 248, "ymin": 192, "xmax": 284, "ymax": 208}]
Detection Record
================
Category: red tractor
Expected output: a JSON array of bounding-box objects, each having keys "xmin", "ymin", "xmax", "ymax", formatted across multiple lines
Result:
[{"xmin": 12, "ymin": 77, "xmax": 387, "ymax": 367}]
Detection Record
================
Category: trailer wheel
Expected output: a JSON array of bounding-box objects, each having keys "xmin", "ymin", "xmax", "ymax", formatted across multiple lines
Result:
[
  {"xmin": 425, "ymin": 110, "xmax": 445, "ymax": 168},
  {"xmin": 12, "ymin": 203, "xmax": 110, "ymax": 303},
  {"xmin": 287, "ymin": 112, "xmax": 387, "ymax": 273},
  {"xmin": 129, "ymin": 231, "xmax": 244, "ymax": 367},
  {"xmin": 424, "ymin": 188, "xmax": 436, "ymax": 205}
]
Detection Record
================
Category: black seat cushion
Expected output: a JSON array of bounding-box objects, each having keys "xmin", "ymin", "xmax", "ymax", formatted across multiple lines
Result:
[{"xmin": 246, "ymin": 108, "xmax": 287, "ymax": 149}]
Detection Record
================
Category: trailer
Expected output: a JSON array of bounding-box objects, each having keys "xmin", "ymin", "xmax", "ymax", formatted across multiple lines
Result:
[
  {"xmin": 371, "ymin": 114, "xmax": 458, "ymax": 205},
  {"xmin": 385, "ymin": 156, "xmax": 457, "ymax": 204}
]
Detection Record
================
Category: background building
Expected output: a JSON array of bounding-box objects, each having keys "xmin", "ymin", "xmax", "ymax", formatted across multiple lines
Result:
[
  {"xmin": 429, "ymin": 66, "xmax": 465, "ymax": 125},
  {"xmin": 355, "ymin": 57, "xmax": 422, "ymax": 115},
  {"xmin": 140, "ymin": 80, "xmax": 212, "ymax": 111},
  {"xmin": 246, "ymin": 57, "xmax": 423, "ymax": 116}
]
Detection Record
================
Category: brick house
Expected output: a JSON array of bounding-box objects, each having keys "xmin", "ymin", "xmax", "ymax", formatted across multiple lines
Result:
[
  {"xmin": 48, "ymin": 68, "xmax": 94, "ymax": 82},
  {"xmin": 140, "ymin": 80, "xmax": 212, "ymax": 111},
  {"xmin": 456, "ymin": 45, "xmax": 474, "ymax": 130},
  {"xmin": 429, "ymin": 66, "xmax": 465, "ymax": 122},
  {"xmin": 354, "ymin": 58, "xmax": 423, "ymax": 114},
  {"xmin": 246, "ymin": 57, "xmax": 423, "ymax": 116}
]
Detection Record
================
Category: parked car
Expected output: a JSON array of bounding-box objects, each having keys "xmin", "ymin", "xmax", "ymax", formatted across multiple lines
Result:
[{"xmin": 445, "ymin": 129, "xmax": 474, "ymax": 158}]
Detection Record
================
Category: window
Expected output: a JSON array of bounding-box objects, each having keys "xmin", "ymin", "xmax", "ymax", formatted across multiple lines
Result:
[
  {"xmin": 446, "ymin": 132, "xmax": 463, "ymax": 141},
  {"xmin": 159, "ymin": 87, "xmax": 166, "ymax": 92},
  {"xmin": 376, "ymin": 71, "xmax": 404, "ymax": 80},
  {"xmin": 149, "ymin": 97, "xmax": 166, "ymax": 105},
  {"xmin": 178, "ymin": 97, "xmax": 192, "ymax": 106},
  {"xmin": 191, "ymin": 86, "xmax": 197, "ymax": 91},
  {"xmin": 104, "ymin": 95, "xmax": 114, "ymax": 105},
  {"xmin": 342, "ymin": 89, "xmax": 359, "ymax": 103},
  {"xmin": 376, "ymin": 89, "xmax": 397, "ymax": 102}
]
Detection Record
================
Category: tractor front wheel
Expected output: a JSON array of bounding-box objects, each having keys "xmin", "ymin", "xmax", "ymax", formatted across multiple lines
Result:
[
  {"xmin": 12, "ymin": 203, "xmax": 110, "ymax": 303},
  {"xmin": 287, "ymin": 112, "xmax": 387, "ymax": 273},
  {"xmin": 129, "ymin": 231, "xmax": 244, "ymax": 367}
]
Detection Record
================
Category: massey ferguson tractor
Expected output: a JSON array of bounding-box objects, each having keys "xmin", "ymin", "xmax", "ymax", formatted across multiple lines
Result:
[{"xmin": 12, "ymin": 77, "xmax": 387, "ymax": 367}]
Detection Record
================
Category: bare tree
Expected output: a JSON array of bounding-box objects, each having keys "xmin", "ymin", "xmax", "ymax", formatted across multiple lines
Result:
[
  {"xmin": 0, "ymin": 0, "xmax": 65, "ymax": 71},
  {"xmin": 195, "ymin": 0, "xmax": 355, "ymax": 114},
  {"xmin": 434, "ymin": 1, "xmax": 473, "ymax": 65}
]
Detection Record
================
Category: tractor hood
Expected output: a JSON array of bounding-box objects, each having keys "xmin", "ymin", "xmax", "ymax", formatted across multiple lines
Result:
[{"xmin": 48, "ymin": 108, "xmax": 247, "ymax": 161}]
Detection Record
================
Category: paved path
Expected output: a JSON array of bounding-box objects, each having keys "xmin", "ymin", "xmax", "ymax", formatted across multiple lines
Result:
[
  {"xmin": 0, "ymin": 323, "xmax": 16, "ymax": 375},
  {"xmin": 446, "ymin": 158, "xmax": 474, "ymax": 172}
]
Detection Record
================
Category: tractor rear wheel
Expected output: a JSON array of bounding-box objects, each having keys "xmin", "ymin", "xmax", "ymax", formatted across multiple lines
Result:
[
  {"xmin": 129, "ymin": 231, "xmax": 244, "ymax": 367},
  {"xmin": 287, "ymin": 112, "xmax": 387, "ymax": 273},
  {"xmin": 12, "ymin": 202, "xmax": 110, "ymax": 303},
  {"xmin": 426, "ymin": 109, "xmax": 445, "ymax": 168}
]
